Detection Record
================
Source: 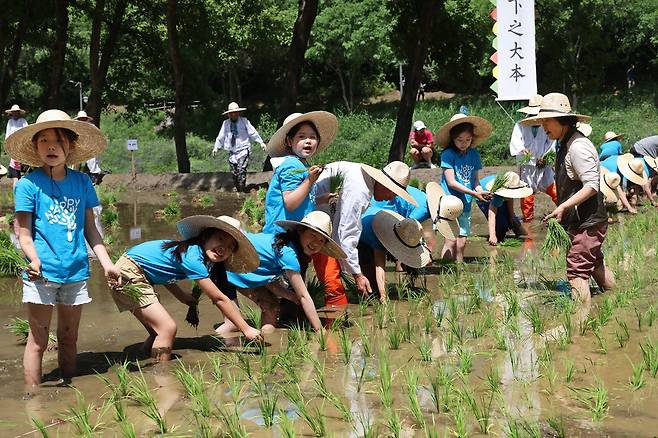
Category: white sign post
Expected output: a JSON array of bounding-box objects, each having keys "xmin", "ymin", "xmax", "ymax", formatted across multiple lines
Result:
[
  {"xmin": 127, "ymin": 139, "xmax": 138, "ymax": 179},
  {"xmin": 496, "ymin": 0, "xmax": 537, "ymax": 101}
]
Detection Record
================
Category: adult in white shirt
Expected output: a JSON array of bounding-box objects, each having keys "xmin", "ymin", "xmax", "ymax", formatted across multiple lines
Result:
[
  {"xmin": 4, "ymin": 104, "xmax": 28, "ymax": 186},
  {"xmin": 212, "ymin": 102, "xmax": 266, "ymax": 192},
  {"xmin": 509, "ymin": 95, "xmax": 557, "ymax": 222},
  {"xmin": 75, "ymin": 111, "xmax": 103, "ymax": 184},
  {"xmin": 314, "ymin": 161, "xmax": 417, "ymax": 302}
]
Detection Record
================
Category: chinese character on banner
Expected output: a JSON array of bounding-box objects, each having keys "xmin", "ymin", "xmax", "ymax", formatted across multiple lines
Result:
[{"xmin": 495, "ymin": 0, "xmax": 536, "ymax": 100}]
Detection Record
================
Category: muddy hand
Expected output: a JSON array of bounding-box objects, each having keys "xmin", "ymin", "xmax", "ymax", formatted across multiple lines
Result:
[
  {"xmin": 243, "ymin": 326, "xmax": 263, "ymax": 342},
  {"xmin": 308, "ymin": 165, "xmax": 324, "ymax": 184},
  {"xmin": 25, "ymin": 260, "xmax": 42, "ymax": 281}
]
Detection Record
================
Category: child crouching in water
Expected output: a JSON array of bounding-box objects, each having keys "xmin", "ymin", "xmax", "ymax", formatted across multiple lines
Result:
[
  {"xmin": 476, "ymin": 171, "xmax": 529, "ymax": 246},
  {"xmin": 7, "ymin": 110, "xmax": 120, "ymax": 386},
  {"xmin": 215, "ymin": 210, "xmax": 346, "ymax": 334},
  {"xmin": 111, "ymin": 215, "xmax": 263, "ymax": 361}
]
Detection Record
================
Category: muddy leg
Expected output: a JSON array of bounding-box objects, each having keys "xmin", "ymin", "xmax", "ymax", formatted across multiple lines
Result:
[
  {"xmin": 441, "ymin": 238, "xmax": 457, "ymax": 261},
  {"xmin": 56, "ymin": 304, "xmax": 83, "ymax": 382},
  {"xmin": 23, "ymin": 304, "xmax": 54, "ymax": 387},
  {"xmin": 592, "ymin": 263, "xmax": 615, "ymax": 291},
  {"xmin": 131, "ymin": 303, "xmax": 177, "ymax": 361},
  {"xmin": 456, "ymin": 236, "xmax": 467, "ymax": 263}
]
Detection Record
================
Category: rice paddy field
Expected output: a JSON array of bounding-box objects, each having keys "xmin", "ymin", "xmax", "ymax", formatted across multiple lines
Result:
[{"xmin": 1, "ymin": 185, "xmax": 658, "ymax": 437}]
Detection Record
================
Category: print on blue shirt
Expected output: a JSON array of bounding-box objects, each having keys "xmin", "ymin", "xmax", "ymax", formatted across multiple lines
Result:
[{"xmin": 440, "ymin": 148, "xmax": 482, "ymax": 212}]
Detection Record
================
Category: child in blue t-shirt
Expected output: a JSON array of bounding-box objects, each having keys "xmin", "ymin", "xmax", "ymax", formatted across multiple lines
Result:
[
  {"xmin": 476, "ymin": 174, "xmax": 527, "ymax": 246},
  {"xmin": 6, "ymin": 109, "xmax": 120, "ymax": 387},
  {"xmin": 111, "ymin": 215, "xmax": 263, "ymax": 361},
  {"xmin": 216, "ymin": 211, "xmax": 346, "ymax": 334},
  {"xmin": 437, "ymin": 114, "xmax": 493, "ymax": 262},
  {"xmin": 599, "ymin": 131, "xmax": 624, "ymax": 160},
  {"xmin": 263, "ymin": 111, "xmax": 338, "ymax": 234}
]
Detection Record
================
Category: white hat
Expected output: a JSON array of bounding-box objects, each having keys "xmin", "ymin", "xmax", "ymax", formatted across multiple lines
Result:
[
  {"xmin": 426, "ymin": 182, "xmax": 463, "ymax": 239},
  {"xmin": 644, "ymin": 156, "xmax": 658, "ymax": 175},
  {"xmin": 603, "ymin": 131, "xmax": 624, "ymax": 142},
  {"xmin": 517, "ymin": 94, "xmax": 542, "ymax": 115},
  {"xmin": 576, "ymin": 122, "xmax": 592, "ymax": 138},
  {"xmin": 222, "ymin": 102, "xmax": 247, "ymax": 115},
  {"xmin": 4, "ymin": 104, "xmax": 26, "ymax": 115},
  {"xmin": 485, "ymin": 171, "xmax": 533, "ymax": 199},
  {"xmin": 74, "ymin": 110, "xmax": 94, "ymax": 122},
  {"xmin": 413, "ymin": 120, "xmax": 426, "ymax": 131},
  {"xmin": 520, "ymin": 93, "xmax": 591, "ymax": 126},
  {"xmin": 266, "ymin": 111, "xmax": 338, "ymax": 158},
  {"xmin": 177, "ymin": 215, "xmax": 259, "ymax": 273},
  {"xmin": 0, "ymin": 164, "xmax": 7, "ymax": 176},
  {"xmin": 4, "ymin": 109, "xmax": 106, "ymax": 167},
  {"xmin": 360, "ymin": 161, "xmax": 417, "ymax": 206},
  {"xmin": 275, "ymin": 211, "xmax": 346, "ymax": 259},
  {"xmin": 436, "ymin": 113, "xmax": 493, "ymax": 148},
  {"xmin": 373, "ymin": 210, "xmax": 431, "ymax": 268},
  {"xmin": 599, "ymin": 167, "xmax": 620, "ymax": 203},
  {"xmin": 617, "ymin": 153, "xmax": 648, "ymax": 186}
]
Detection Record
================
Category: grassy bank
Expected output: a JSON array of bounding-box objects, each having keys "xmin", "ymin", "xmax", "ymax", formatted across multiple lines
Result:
[{"xmin": 9, "ymin": 87, "xmax": 656, "ymax": 174}]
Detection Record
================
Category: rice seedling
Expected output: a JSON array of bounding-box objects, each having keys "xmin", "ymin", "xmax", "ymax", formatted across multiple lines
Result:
[
  {"xmin": 570, "ymin": 378, "xmax": 609, "ymax": 421},
  {"xmin": 542, "ymin": 363, "xmax": 558, "ymax": 394},
  {"xmin": 468, "ymin": 315, "xmax": 487, "ymax": 339},
  {"xmin": 459, "ymin": 387, "xmax": 495, "ymax": 435},
  {"xmin": 429, "ymin": 363, "xmax": 454, "ymax": 414},
  {"xmin": 546, "ymin": 416, "xmax": 566, "ymax": 438},
  {"xmin": 405, "ymin": 368, "xmax": 425, "ymax": 427},
  {"xmin": 194, "ymin": 194, "xmax": 214, "ymax": 208},
  {"xmin": 383, "ymin": 409, "xmax": 402, "ymax": 438},
  {"xmin": 630, "ymin": 361, "xmax": 646, "ymax": 391},
  {"xmin": 374, "ymin": 301, "xmax": 387, "ymax": 329},
  {"xmin": 489, "ymin": 172, "xmax": 511, "ymax": 194},
  {"xmin": 357, "ymin": 322, "xmax": 372, "ymax": 357},
  {"xmin": 276, "ymin": 411, "xmax": 297, "ymax": 438},
  {"xmin": 457, "ymin": 347, "xmax": 473, "ymax": 375},
  {"xmin": 634, "ymin": 306, "xmax": 644, "ymax": 331},
  {"xmin": 117, "ymin": 281, "xmax": 145, "ymax": 303},
  {"xmin": 423, "ymin": 309, "xmax": 434, "ymax": 334},
  {"xmin": 378, "ymin": 349, "xmax": 394, "ymax": 410},
  {"xmin": 485, "ymin": 367, "xmax": 501, "ymax": 394},
  {"xmin": 447, "ymin": 317, "xmax": 466, "ymax": 346},
  {"xmin": 640, "ymin": 338, "xmax": 658, "ymax": 377},
  {"xmin": 542, "ymin": 150, "xmax": 557, "ymax": 166},
  {"xmin": 452, "ymin": 405, "xmax": 468, "ymax": 438},
  {"xmin": 65, "ymin": 388, "xmax": 107, "ymax": 437},
  {"xmin": 254, "ymin": 380, "xmax": 278, "ymax": 428},
  {"xmin": 0, "ymin": 245, "xmax": 27, "ymax": 277},
  {"xmin": 239, "ymin": 187, "xmax": 267, "ymax": 230},
  {"xmin": 356, "ymin": 413, "xmax": 376, "ymax": 437},
  {"xmin": 128, "ymin": 370, "xmax": 168, "ymax": 433},
  {"xmin": 354, "ymin": 356, "xmax": 369, "ymax": 392},
  {"xmin": 173, "ymin": 361, "xmax": 211, "ymax": 418},
  {"xmin": 387, "ymin": 323, "xmax": 402, "ymax": 350},
  {"xmin": 338, "ymin": 328, "xmax": 352, "ymax": 364},
  {"xmin": 418, "ymin": 338, "xmax": 433, "ymax": 362},
  {"xmin": 313, "ymin": 370, "xmax": 352, "ymax": 423},
  {"xmin": 541, "ymin": 219, "xmax": 571, "ymax": 257},
  {"xmin": 215, "ymin": 401, "xmax": 248, "ymax": 438},
  {"xmin": 31, "ymin": 416, "xmax": 50, "ymax": 438},
  {"xmin": 596, "ymin": 298, "xmax": 615, "ymax": 327},
  {"xmin": 8, "ymin": 317, "xmax": 57, "ymax": 345},
  {"xmin": 494, "ymin": 326, "xmax": 507, "ymax": 351},
  {"xmin": 519, "ymin": 419, "xmax": 542, "ymax": 438},
  {"xmin": 287, "ymin": 396, "xmax": 326, "ymax": 437},
  {"xmin": 522, "ymin": 302, "xmax": 544, "ymax": 334},
  {"xmin": 208, "ymin": 354, "xmax": 224, "ymax": 382},
  {"xmin": 564, "ymin": 359, "xmax": 575, "ymax": 383},
  {"xmin": 498, "ymin": 237, "xmax": 523, "ymax": 247},
  {"xmin": 402, "ymin": 314, "xmax": 414, "ymax": 343},
  {"xmin": 592, "ymin": 326, "xmax": 608, "ymax": 354},
  {"xmin": 615, "ymin": 318, "xmax": 630, "ymax": 348},
  {"xmin": 646, "ymin": 305, "xmax": 657, "ymax": 327}
]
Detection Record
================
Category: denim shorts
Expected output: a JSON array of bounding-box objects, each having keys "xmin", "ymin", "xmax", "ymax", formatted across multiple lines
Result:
[
  {"xmin": 22, "ymin": 279, "xmax": 91, "ymax": 306},
  {"xmin": 457, "ymin": 210, "xmax": 472, "ymax": 237}
]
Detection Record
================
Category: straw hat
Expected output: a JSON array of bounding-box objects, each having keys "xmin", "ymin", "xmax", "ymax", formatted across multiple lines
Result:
[
  {"xmin": 275, "ymin": 210, "xmax": 347, "ymax": 259},
  {"xmin": 413, "ymin": 120, "xmax": 426, "ymax": 131},
  {"xmin": 266, "ymin": 111, "xmax": 338, "ymax": 158},
  {"xmin": 425, "ymin": 182, "xmax": 463, "ymax": 239},
  {"xmin": 520, "ymin": 93, "xmax": 591, "ymax": 126},
  {"xmin": 517, "ymin": 94, "xmax": 542, "ymax": 115},
  {"xmin": 4, "ymin": 109, "xmax": 106, "ymax": 167},
  {"xmin": 360, "ymin": 161, "xmax": 417, "ymax": 206},
  {"xmin": 4, "ymin": 104, "xmax": 26, "ymax": 115},
  {"xmin": 372, "ymin": 210, "xmax": 431, "ymax": 268},
  {"xmin": 74, "ymin": 110, "xmax": 93, "ymax": 122},
  {"xmin": 599, "ymin": 167, "xmax": 620, "ymax": 203},
  {"xmin": 603, "ymin": 131, "xmax": 624, "ymax": 142},
  {"xmin": 484, "ymin": 171, "xmax": 533, "ymax": 199},
  {"xmin": 177, "ymin": 215, "xmax": 259, "ymax": 273},
  {"xmin": 436, "ymin": 113, "xmax": 493, "ymax": 149},
  {"xmin": 0, "ymin": 164, "xmax": 7, "ymax": 176},
  {"xmin": 576, "ymin": 122, "xmax": 592, "ymax": 138},
  {"xmin": 617, "ymin": 153, "xmax": 648, "ymax": 186},
  {"xmin": 644, "ymin": 156, "xmax": 658, "ymax": 174},
  {"xmin": 222, "ymin": 102, "xmax": 246, "ymax": 115}
]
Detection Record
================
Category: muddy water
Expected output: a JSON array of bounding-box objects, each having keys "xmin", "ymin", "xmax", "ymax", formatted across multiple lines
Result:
[{"xmin": 1, "ymin": 191, "xmax": 657, "ymax": 437}]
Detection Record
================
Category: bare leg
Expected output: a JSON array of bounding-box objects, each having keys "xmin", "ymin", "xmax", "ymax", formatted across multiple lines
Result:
[
  {"xmin": 456, "ymin": 236, "xmax": 467, "ymax": 263},
  {"xmin": 56, "ymin": 304, "xmax": 83, "ymax": 382},
  {"xmin": 592, "ymin": 263, "xmax": 615, "ymax": 291},
  {"xmin": 421, "ymin": 146, "xmax": 433, "ymax": 165},
  {"xmin": 569, "ymin": 277, "xmax": 591, "ymax": 305},
  {"xmin": 23, "ymin": 304, "xmax": 54, "ymax": 387},
  {"xmin": 441, "ymin": 238, "xmax": 457, "ymax": 261},
  {"xmin": 240, "ymin": 287, "xmax": 280, "ymax": 332},
  {"xmin": 131, "ymin": 303, "xmax": 177, "ymax": 361}
]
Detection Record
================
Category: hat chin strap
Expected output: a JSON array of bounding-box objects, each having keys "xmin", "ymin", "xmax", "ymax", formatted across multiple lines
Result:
[
  {"xmin": 433, "ymin": 196, "xmax": 455, "ymax": 224},
  {"xmin": 393, "ymin": 223, "xmax": 422, "ymax": 249},
  {"xmin": 381, "ymin": 168, "xmax": 407, "ymax": 190}
]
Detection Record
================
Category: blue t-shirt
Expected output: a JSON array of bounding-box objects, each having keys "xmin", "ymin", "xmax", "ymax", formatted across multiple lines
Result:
[
  {"xmin": 126, "ymin": 240, "xmax": 209, "ymax": 285},
  {"xmin": 479, "ymin": 175, "xmax": 505, "ymax": 208},
  {"xmin": 601, "ymin": 155, "xmax": 653, "ymax": 180},
  {"xmin": 599, "ymin": 140, "xmax": 622, "ymax": 160},
  {"xmin": 15, "ymin": 168, "xmax": 99, "ymax": 283},
  {"xmin": 359, "ymin": 206, "xmax": 386, "ymax": 251},
  {"xmin": 440, "ymin": 147, "xmax": 482, "ymax": 212},
  {"xmin": 227, "ymin": 233, "xmax": 302, "ymax": 289},
  {"xmin": 371, "ymin": 186, "xmax": 429, "ymax": 222},
  {"xmin": 263, "ymin": 155, "xmax": 315, "ymax": 234}
]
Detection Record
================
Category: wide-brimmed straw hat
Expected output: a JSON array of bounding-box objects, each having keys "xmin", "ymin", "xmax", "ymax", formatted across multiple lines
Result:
[
  {"xmin": 576, "ymin": 122, "xmax": 592, "ymax": 138},
  {"xmin": 0, "ymin": 164, "xmax": 7, "ymax": 176},
  {"xmin": 74, "ymin": 110, "xmax": 93, "ymax": 122},
  {"xmin": 617, "ymin": 153, "xmax": 648, "ymax": 186},
  {"xmin": 517, "ymin": 94, "xmax": 542, "ymax": 115},
  {"xmin": 425, "ymin": 182, "xmax": 463, "ymax": 239},
  {"xmin": 275, "ymin": 210, "xmax": 347, "ymax": 259},
  {"xmin": 360, "ymin": 161, "xmax": 417, "ymax": 206},
  {"xmin": 436, "ymin": 113, "xmax": 493, "ymax": 149},
  {"xmin": 266, "ymin": 111, "xmax": 338, "ymax": 158},
  {"xmin": 222, "ymin": 102, "xmax": 246, "ymax": 115},
  {"xmin": 4, "ymin": 104, "xmax": 26, "ymax": 115},
  {"xmin": 603, "ymin": 131, "xmax": 624, "ymax": 142},
  {"xmin": 520, "ymin": 93, "xmax": 591, "ymax": 126},
  {"xmin": 600, "ymin": 167, "xmax": 620, "ymax": 203},
  {"xmin": 485, "ymin": 171, "xmax": 533, "ymax": 199},
  {"xmin": 644, "ymin": 156, "xmax": 658, "ymax": 174},
  {"xmin": 177, "ymin": 215, "xmax": 259, "ymax": 273},
  {"xmin": 373, "ymin": 210, "xmax": 431, "ymax": 268},
  {"xmin": 4, "ymin": 109, "xmax": 106, "ymax": 167}
]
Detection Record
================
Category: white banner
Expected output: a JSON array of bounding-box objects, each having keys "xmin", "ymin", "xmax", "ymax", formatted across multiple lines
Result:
[{"xmin": 496, "ymin": 0, "xmax": 537, "ymax": 101}]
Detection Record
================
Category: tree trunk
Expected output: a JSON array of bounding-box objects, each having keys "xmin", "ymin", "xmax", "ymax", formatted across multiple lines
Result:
[
  {"xmin": 0, "ymin": 1, "xmax": 30, "ymax": 110},
  {"xmin": 166, "ymin": 0, "xmax": 190, "ymax": 173},
  {"xmin": 278, "ymin": 0, "xmax": 319, "ymax": 125},
  {"xmin": 46, "ymin": 0, "xmax": 70, "ymax": 108},
  {"xmin": 388, "ymin": 0, "xmax": 437, "ymax": 163},
  {"xmin": 330, "ymin": 64, "xmax": 351, "ymax": 113},
  {"xmin": 86, "ymin": 0, "xmax": 128, "ymax": 127}
]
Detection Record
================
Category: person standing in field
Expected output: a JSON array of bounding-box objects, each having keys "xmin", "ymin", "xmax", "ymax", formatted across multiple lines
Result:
[
  {"xmin": 5, "ymin": 104, "xmax": 29, "ymax": 187},
  {"xmin": 74, "ymin": 111, "xmax": 103, "ymax": 185},
  {"xmin": 508, "ymin": 95, "xmax": 557, "ymax": 222},
  {"xmin": 212, "ymin": 102, "xmax": 266, "ymax": 192}
]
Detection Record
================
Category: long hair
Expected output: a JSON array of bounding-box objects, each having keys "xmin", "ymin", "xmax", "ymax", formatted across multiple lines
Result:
[
  {"xmin": 161, "ymin": 227, "xmax": 222, "ymax": 263},
  {"xmin": 273, "ymin": 229, "xmax": 310, "ymax": 264},
  {"xmin": 447, "ymin": 122, "xmax": 474, "ymax": 151}
]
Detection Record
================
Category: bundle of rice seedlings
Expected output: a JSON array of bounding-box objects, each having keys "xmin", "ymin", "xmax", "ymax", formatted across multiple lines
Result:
[
  {"xmin": 8, "ymin": 317, "xmax": 57, "ymax": 344},
  {"xmin": 0, "ymin": 246, "xmax": 27, "ymax": 277},
  {"xmin": 541, "ymin": 219, "xmax": 571, "ymax": 257},
  {"xmin": 287, "ymin": 167, "xmax": 309, "ymax": 176},
  {"xmin": 498, "ymin": 237, "xmax": 523, "ymax": 247},
  {"xmin": 117, "ymin": 278, "xmax": 146, "ymax": 303},
  {"xmin": 185, "ymin": 281, "xmax": 203, "ymax": 328},
  {"xmin": 520, "ymin": 154, "xmax": 533, "ymax": 165},
  {"xmin": 328, "ymin": 169, "xmax": 345, "ymax": 194},
  {"xmin": 0, "ymin": 230, "xmax": 13, "ymax": 248},
  {"xmin": 542, "ymin": 151, "xmax": 557, "ymax": 166},
  {"xmin": 488, "ymin": 172, "xmax": 510, "ymax": 194}
]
